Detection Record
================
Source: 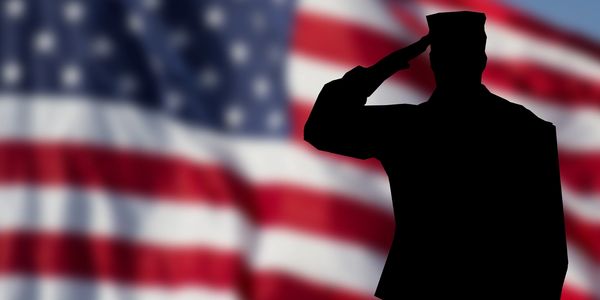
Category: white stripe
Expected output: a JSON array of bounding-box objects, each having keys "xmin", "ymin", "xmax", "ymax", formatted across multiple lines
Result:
[
  {"xmin": 562, "ymin": 186, "xmax": 600, "ymax": 224},
  {"xmin": 564, "ymin": 243, "xmax": 600, "ymax": 297},
  {"xmin": 251, "ymin": 227, "xmax": 385, "ymax": 294},
  {"xmin": 288, "ymin": 54, "xmax": 428, "ymax": 106},
  {"xmin": 0, "ymin": 185, "xmax": 250, "ymax": 250},
  {"xmin": 299, "ymin": 0, "xmax": 600, "ymax": 82},
  {"xmin": 0, "ymin": 275, "xmax": 240, "ymax": 300},
  {"xmin": 0, "ymin": 94, "xmax": 393, "ymax": 212},
  {"xmin": 299, "ymin": 0, "xmax": 412, "ymax": 40},
  {"xmin": 290, "ymin": 54, "xmax": 600, "ymax": 150}
]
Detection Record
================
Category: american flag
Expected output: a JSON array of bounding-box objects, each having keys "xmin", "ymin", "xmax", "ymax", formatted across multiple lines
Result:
[{"xmin": 0, "ymin": 0, "xmax": 597, "ymax": 299}]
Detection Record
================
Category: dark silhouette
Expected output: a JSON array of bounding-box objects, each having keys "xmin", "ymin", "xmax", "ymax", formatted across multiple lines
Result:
[{"xmin": 304, "ymin": 11, "xmax": 568, "ymax": 299}]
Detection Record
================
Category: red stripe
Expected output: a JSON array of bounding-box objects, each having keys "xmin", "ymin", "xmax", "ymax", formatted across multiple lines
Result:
[
  {"xmin": 561, "ymin": 285, "xmax": 597, "ymax": 300},
  {"xmin": 564, "ymin": 212, "xmax": 600, "ymax": 263},
  {"xmin": 247, "ymin": 271, "xmax": 373, "ymax": 300},
  {"xmin": 0, "ymin": 230, "xmax": 242, "ymax": 288},
  {"xmin": 559, "ymin": 152, "xmax": 600, "ymax": 195},
  {"xmin": 293, "ymin": 12, "xmax": 398, "ymax": 66},
  {"xmin": 0, "ymin": 230, "xmax": 375, "ymax": 300},
  {"xmin": 484, "ymin": 60, "xmax": 600, "ymax": 107},
  {"xmin": 293, "ymin": 12, "xmax": 600, "ymax": 107},
  {"xmin": 0, "ymin": 141, "xmax": 394, "ymax": 252},
  {"xmin": 419, "ymin": 0, "xmax": 600, "ymax": 61},
  {"xmin": 292, "ymin": 12, "xmax": 435, "ymax": 91}
]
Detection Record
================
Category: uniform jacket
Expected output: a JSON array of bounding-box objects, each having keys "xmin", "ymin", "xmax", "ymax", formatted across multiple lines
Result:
[{"xmin": 304, "ymin": 66, "xmax": 568, "ymax": 299}]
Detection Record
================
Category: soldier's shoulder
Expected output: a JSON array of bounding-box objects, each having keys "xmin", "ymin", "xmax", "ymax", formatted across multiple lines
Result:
[{"xmin": 487, "ymin": 92, "xmax": 554, "ymax": 127}]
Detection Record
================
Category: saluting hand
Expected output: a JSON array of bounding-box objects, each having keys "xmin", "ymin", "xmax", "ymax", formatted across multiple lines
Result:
[{"xmin": 342, "ymin": 35, "xmax": 430, "ymax": 98}]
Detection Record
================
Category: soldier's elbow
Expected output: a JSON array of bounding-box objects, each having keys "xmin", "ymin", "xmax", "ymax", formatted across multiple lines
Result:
[
  {"xmin": 303, "ymin": 125, "xmax": 337, "ymax": 154},
  {"xmin": 303, "ymin": 122, "xmax": 318, "ymax": 145},
  {"xmin": 303, "ymin": 115, "xmax": 326, "ymax": 144},
  {"xmin": 303, "ymin": 127, "xmax": 324, "ymax": 150}
]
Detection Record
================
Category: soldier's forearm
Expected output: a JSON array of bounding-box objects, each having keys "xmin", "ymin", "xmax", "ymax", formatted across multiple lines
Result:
[
  {"xmin": 364, "ymin": 56, "xmax": 410, "ymax": 95},
  {"xmin": 366, "ymin": 35, "xmax": 429, "ymax": 84},
  {"xmin": 343, "ymin": 35, "xmax": 429, "ymax": 98},
  {"xmin": 368, "ymin": 51, "xmax": 411, "ymax": 81},
  {"xmin": 340, "ymin": 59, "xmax": 410, "ymax": 100}
]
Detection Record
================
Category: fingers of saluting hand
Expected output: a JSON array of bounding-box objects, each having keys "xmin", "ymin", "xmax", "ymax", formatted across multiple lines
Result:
[{"xmin": 401, "ymin": 34, "xmax": 431, "ymax": 60}]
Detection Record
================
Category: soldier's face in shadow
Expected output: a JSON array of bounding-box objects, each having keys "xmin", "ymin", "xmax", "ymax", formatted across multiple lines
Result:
[{"xmin": 429, "ymin": 38, "xmax": 487, "ymax": 89}]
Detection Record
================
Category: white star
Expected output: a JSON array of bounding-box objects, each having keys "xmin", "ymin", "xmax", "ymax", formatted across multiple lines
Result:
[
  {"xmin": 266, "ymin": 109, "xmax": 284, "ymax": 130},
  {"xmin": 230, "ymin": 40, "xmax": 249, "ymax": 65},
  {"xmin": 90, "ymin": 36, "xmax": 113, "ymax": 58},
  {"xmin": 118, "ymin": 73, "xmax": 138, "ymax": 94},
  {"xmin": 2, "ymin": 61, "xmax": 22, "ymax": 86},
  {"xmin": 61, "ymin": 64, "xmax": 82, "ymax": 88},
  {"xmin": 169, "ymin": 28, "xmax": 190, "ymax": 49},
  {"xmin": 63, "ymin": 1, "xmax": 85, "ymax": 24},
  {"xmin": 252, "ymin": 75, "xmax": 271, "ymax": 100},
  {"xmin": 198, "ymin": 66, "xmax": 220, "ymax": 89},
  {"xmin": 4, "ymin": 0, "xmax": 25, "ymax": 20},
  {"xmin": 127, "ymin": 13, "xmax": 145, "ymax": 34},
  {"xmin": 224, "ymin": 104, "xmax": 244, "ymax": 129},
  {"xmin": 164, "ymin": 90, "xmax": 183, "ymax": 112},
  {"xmin": 33, "ymin": 30, "xmax": 56, "ymax": 54},
  {"xmin": 142, "ymin": 0, "xmax": 162, "ymax": 11},
  {"xmin": 251, "ymin": 11, "xmax": 266, "ymax": 33},
  {"xmin": 203, "ymin": 5, "xmax": 225, "ymax": 30}
]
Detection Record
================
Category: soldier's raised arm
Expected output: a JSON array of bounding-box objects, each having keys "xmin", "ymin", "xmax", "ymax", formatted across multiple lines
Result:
[{"xmin": 303, "ymin": 35, "xmax": 430, "ymax": 159}]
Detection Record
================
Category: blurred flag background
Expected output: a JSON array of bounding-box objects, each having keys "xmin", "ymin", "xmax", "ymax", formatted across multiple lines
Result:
[{"xmin": 0, "ymin": 0, "xmax": 597, "ymax": 299}]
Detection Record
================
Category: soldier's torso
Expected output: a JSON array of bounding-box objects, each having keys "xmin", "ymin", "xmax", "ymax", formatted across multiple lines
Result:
[{"xmin": 374, "ymin": 92, "xmax": 545, "ymax": 297}]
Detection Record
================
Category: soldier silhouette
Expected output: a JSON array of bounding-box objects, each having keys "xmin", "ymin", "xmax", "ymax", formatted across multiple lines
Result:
[{"xmin": 304, "ymin": 11, "xmax": 568, "ymax": 299}]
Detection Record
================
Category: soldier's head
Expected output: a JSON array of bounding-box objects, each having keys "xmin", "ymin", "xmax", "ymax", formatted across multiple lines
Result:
[{"xmin": 427, "ymin": 11, "xmax": 487, "ymax": 90}]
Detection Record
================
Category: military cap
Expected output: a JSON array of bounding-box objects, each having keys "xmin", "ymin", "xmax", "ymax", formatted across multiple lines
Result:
[{"xmin": 426, "ymin": 11, "xmax": 487, "ymax": 52}]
